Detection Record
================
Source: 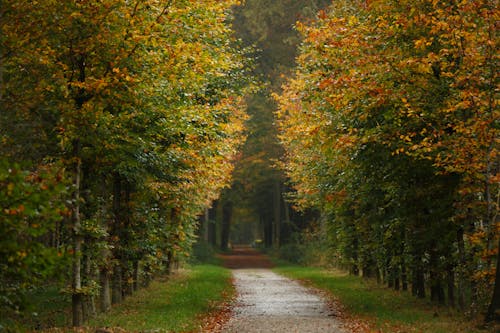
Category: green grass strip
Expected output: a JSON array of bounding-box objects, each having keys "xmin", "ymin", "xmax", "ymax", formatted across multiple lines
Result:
[
  {"xmin": 89, "ymin": 264, "xmax": 232, "ymax": 332},
  {"xmin": 275, "ymin": 265, "xmax": 488, "ymax": 333}
]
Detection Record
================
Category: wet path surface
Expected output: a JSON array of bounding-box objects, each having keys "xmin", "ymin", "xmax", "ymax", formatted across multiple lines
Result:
[{"xmin": 219, "ymin": 247, "xmax": 347, "ymax": 333}]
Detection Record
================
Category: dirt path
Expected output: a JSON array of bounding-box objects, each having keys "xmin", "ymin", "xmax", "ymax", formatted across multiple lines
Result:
[{"xmin": 218, "ymin": 246, "xmax": 348, "ymax": 333}]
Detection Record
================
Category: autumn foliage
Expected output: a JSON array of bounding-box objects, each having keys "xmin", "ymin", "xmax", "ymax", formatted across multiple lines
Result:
[
  {"xmin": 276, "ymin": 0, "xmax": 499, "ymax": 321},
  {"xmin": 1, "ymin": 0, "xmax": 252, "ymax": 327}
]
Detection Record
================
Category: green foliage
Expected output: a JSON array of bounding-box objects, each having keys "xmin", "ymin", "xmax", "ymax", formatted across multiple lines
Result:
[
  {"xmin": 0, "ymin": 159, "xmax": 68, "ymax": 316},
  {"xmin": 276, "ymin": 0, "xmax": 499, "ymax": 318},
  {"xmin": 1, "ymin": 0, "xmax": 254, "ymax": 327}
]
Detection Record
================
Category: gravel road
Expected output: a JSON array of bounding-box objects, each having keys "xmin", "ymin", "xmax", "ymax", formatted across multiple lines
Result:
[{"xmin": 219, "ymin": 247, "xmax": 348, "ymax": 333}]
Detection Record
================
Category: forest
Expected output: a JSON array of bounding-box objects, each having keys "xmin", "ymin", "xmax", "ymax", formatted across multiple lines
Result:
[{"xmin": 0, "ymin": 0, "xmax": 498, "ymax": 331}]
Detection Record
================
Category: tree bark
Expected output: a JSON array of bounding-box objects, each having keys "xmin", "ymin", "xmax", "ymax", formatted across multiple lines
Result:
[
  {"xmin": 447, "ymin": 265, "xmax": 455, "ymax": 308},
  {"xmin": 111, "ymin": 174, "xmax": 123, "ymax": 304},
  {"xmin": 457, "ymin": 228, "xmax": 466, "ymax": 310},
  {"xmin": 99, "ymin": 268, "xmax": 111, "ymax": 312},
  {"xmin": 401, "ymin": 261, "xmax": 408, "ymax": 291},
  {"xmin": 485, "ymin": 234, "xmax": 500, "ymax": 322},
  {"xmin": 221, "ymin": 201, "xmax": 232, "ymax": 251},
  {"xmin": 208, "ymin": 202, "xmax": 217, "ymax": 246},
  {"xmin": 203, "ymin": 208, "xmax": 209, "ymax": 242},
  {"xmin": 414, "ymin": 256, "xmax": 426, "ymax": 298},
  {"xmin": 273, "ymin": 181, "xmax": 281, "ymax": 248},
  {"xmin": 71, "ymin": 139, "xmax": 83, "ymax": 327},
  {"xmin": 133, "ymin": 260, "xmax": 139, "ymax": 292},
  {"xmin": 112, "ymin": 264, "xmax": 122, "ymax": 304}
]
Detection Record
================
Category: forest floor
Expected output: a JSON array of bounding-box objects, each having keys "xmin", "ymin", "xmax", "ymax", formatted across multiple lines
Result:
[{"xmin": 216, "ymin": 246, "xmax": 350, "ymax": 333}]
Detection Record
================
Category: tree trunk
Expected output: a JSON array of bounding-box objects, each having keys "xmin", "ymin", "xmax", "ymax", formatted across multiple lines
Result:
[
  {"xmin": 133, "ymin": 260, "xmax": 139, "ymax": 292},
  {"xmin": 283, "ymin": 194, "xmax": 291, "ymax": 230},
  {"xmin": 99, "ymin": 268, "xmax": 111, "ymax": 312},
  {"xmin": 81, "ymin": 250, "xmax": 96, "ymax": 321},
  {"xmin": 112, "ymin": 264, "xmax": 122, "ymax": 304},
  {"xmin": 457, "ymin": 228, "xmax": 466, "ymax": 310},
  {"xmin": 402, "ymin": 262, "xmax": 408, "ymax": 291},
  {"xmin": 414, "ymin": 256, "xmax": 426, "ymax": 298},
  {"xmin": 485, "ymin": 234, "xmax": 500, "ymax": 322},
  {"xmin": 98, "ymin": 177, "xmax": 111, "ymax": 312},
  {"xmin": 71, "ymin": 139, "xmax": 83, "ymax": 327},
  {"xmin": 273, "ymin": 181, "xmax": 281, "ymax": 248},
  {"xmin": 111, "ymin": 174, "xmax": 123, "ymax": 304},
  {"xmin": 122, "ymin": 183, "xmax": 132, "ymax": 297},
  {"xmin": 447, "ymin": 265, "xmax": 455, "ymax": 308},
  {"xmin": 122, "ymin": 260, "xmax": 132, "ymax": 297},
  {"xmin": 263, "ymin": 215, "xmax": 273, "ymax": 248},
  {"xmin": 208, "ymin": 202, "xmax": 217, "ymax": 246},
  {"xmin": 350, "ymin": 237, "xmax": 359, "ymax": 276},
  {"xmin": 394, "ymin": 267, "xmax": 400, "ymax": 291},
  {"xmin": 203, "ymin": 208, "xmax": 209, "ymax": 242},
  {"xmin": 221, "ymin": 201, "xmax": 232, "ymax": 251}
]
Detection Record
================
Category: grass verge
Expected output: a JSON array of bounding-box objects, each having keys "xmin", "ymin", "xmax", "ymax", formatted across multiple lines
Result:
[
  {"xmin": 275, "ymin": 265, "xmax": 494, "ymax": 333},
  {"xmin": 87, "ymin": 264, "xmax": 233, "ymax": 332}
]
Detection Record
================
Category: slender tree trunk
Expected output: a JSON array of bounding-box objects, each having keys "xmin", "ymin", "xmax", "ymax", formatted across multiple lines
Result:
[
  {"xmin": 401, "ymin": 229, "xmax": 408, "ymax": 291},
  {"xmin": 82, "ymin": 250, "xmax": 96, "ymax": 321},
  {"xmin": 72, "ymin": 139, "xmax": 84, "ymax": 327},
  {"xmin": 208, "ymin": 202, "xmax": 217, "ymax": 246},
  {"xmin": 283, "ymin": 194, "xmax": 290, "ymax": 230},
  {"xmin": 457, "ymin": 228, "xmax": 466, "ymax": 310},
  {"xmin": 221, "ymin": 201, "xmax": 232, "ymax": 251},
  {"xmin": 203, "ymin": 208, "xmax": 209, "ymax": 242},
  {"xmin": 133, "ymin": 260, "xmax": 139, "ymax": 292},
  {"xmin": 412, "ymin": 268, "xmax": 418, "ymax": 296},
  {"xmin": 485, "ymin": 234, "xmax": 500, "ymax": 322},
  {"xmin": 111, "ymin": 174, "xmax": 122, "ymax": 304},
  {"xmin": 484, "ymin": 149, "xmax": 499, "ymax": 322},
  {"xmin": 429, "ymin": 261, "xmax": 445, "ymax": 305},
  {"xmin": 166, "ymin": 249, "xmax": 174, "ymax": 275},
  {"xmin": 122, "ymin": 183, "xmax": 132, "ymax": 297},
  {"xmin": 402, "ymin": 262, "xmax": 408, "ymax": 291},
  {"xmin": 112, "ymin": 265, "xmax": 122, "ymax": 304},
  {"xmin": 447, "ymin": 265, "xmax": 455, "ymax": 308},
  {"xmin": 100, "ymin": 268, "xmax": 111, "ymax": 312},
  {"xmin": 122, "ymin": 262, "xmax": 132, "ymax": 297},
  {"xmin": 273, "ymin": 181, "xmax": 281, "ymax": 248},
  {"xmin": 394, "ymin": 266, "xmax": 400, "ymax": 291},
  {"xmin": 98, "ymin": 177, "xmax": 111, "ymax": 312},
  {"xmin": 263, "ymin": 215, "xmax": 273, "ymax": 248},
  {"xmin": 415, "ymin": 255, "xmax": 426, "ymax": 298}
]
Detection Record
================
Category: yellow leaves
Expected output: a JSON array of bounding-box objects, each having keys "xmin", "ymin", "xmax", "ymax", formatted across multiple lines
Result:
[
  {"xmin": 414, "ymin": 37, "xmax": 433, "ymax": 49},
  {"xmin": 348, "ymin": 16, "xmax": 359, "ymax": 26},
  {"xmin": 7, "ymin": 182, "xmax": 15, "ymax": 195}
]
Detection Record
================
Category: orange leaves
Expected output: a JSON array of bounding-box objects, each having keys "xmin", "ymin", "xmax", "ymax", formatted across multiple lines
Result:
[{"xmin": 3, "ymin": 205, "xmax": 25, "ymax": 216}]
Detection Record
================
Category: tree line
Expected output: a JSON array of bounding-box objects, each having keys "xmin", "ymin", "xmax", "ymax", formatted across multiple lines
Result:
[
  {"xmin": 1, "ymin": 0, "xmax": 252, "ymax": 327},
  {"xmin": 276, "ymin": 0, "xmax": 499, "ymax": 322}
]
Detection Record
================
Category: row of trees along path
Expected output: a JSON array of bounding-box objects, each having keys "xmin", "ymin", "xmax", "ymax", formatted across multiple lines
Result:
[
  {"xmin": 1, "ymin": 0, "xmax": 253, "ymax": 328},
  {"xmin": 274, "ymin": 0, "xmax": 499, "ymax": 324}
]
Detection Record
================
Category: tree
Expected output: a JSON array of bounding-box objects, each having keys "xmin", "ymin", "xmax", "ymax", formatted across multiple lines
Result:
[
  {"xmin": 276, "ymin": 0, "xmax": 498, "ymax": 319},
  {"xmin": 1, "ymin": 0, "xmax": 252, "ymax": 327}
]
